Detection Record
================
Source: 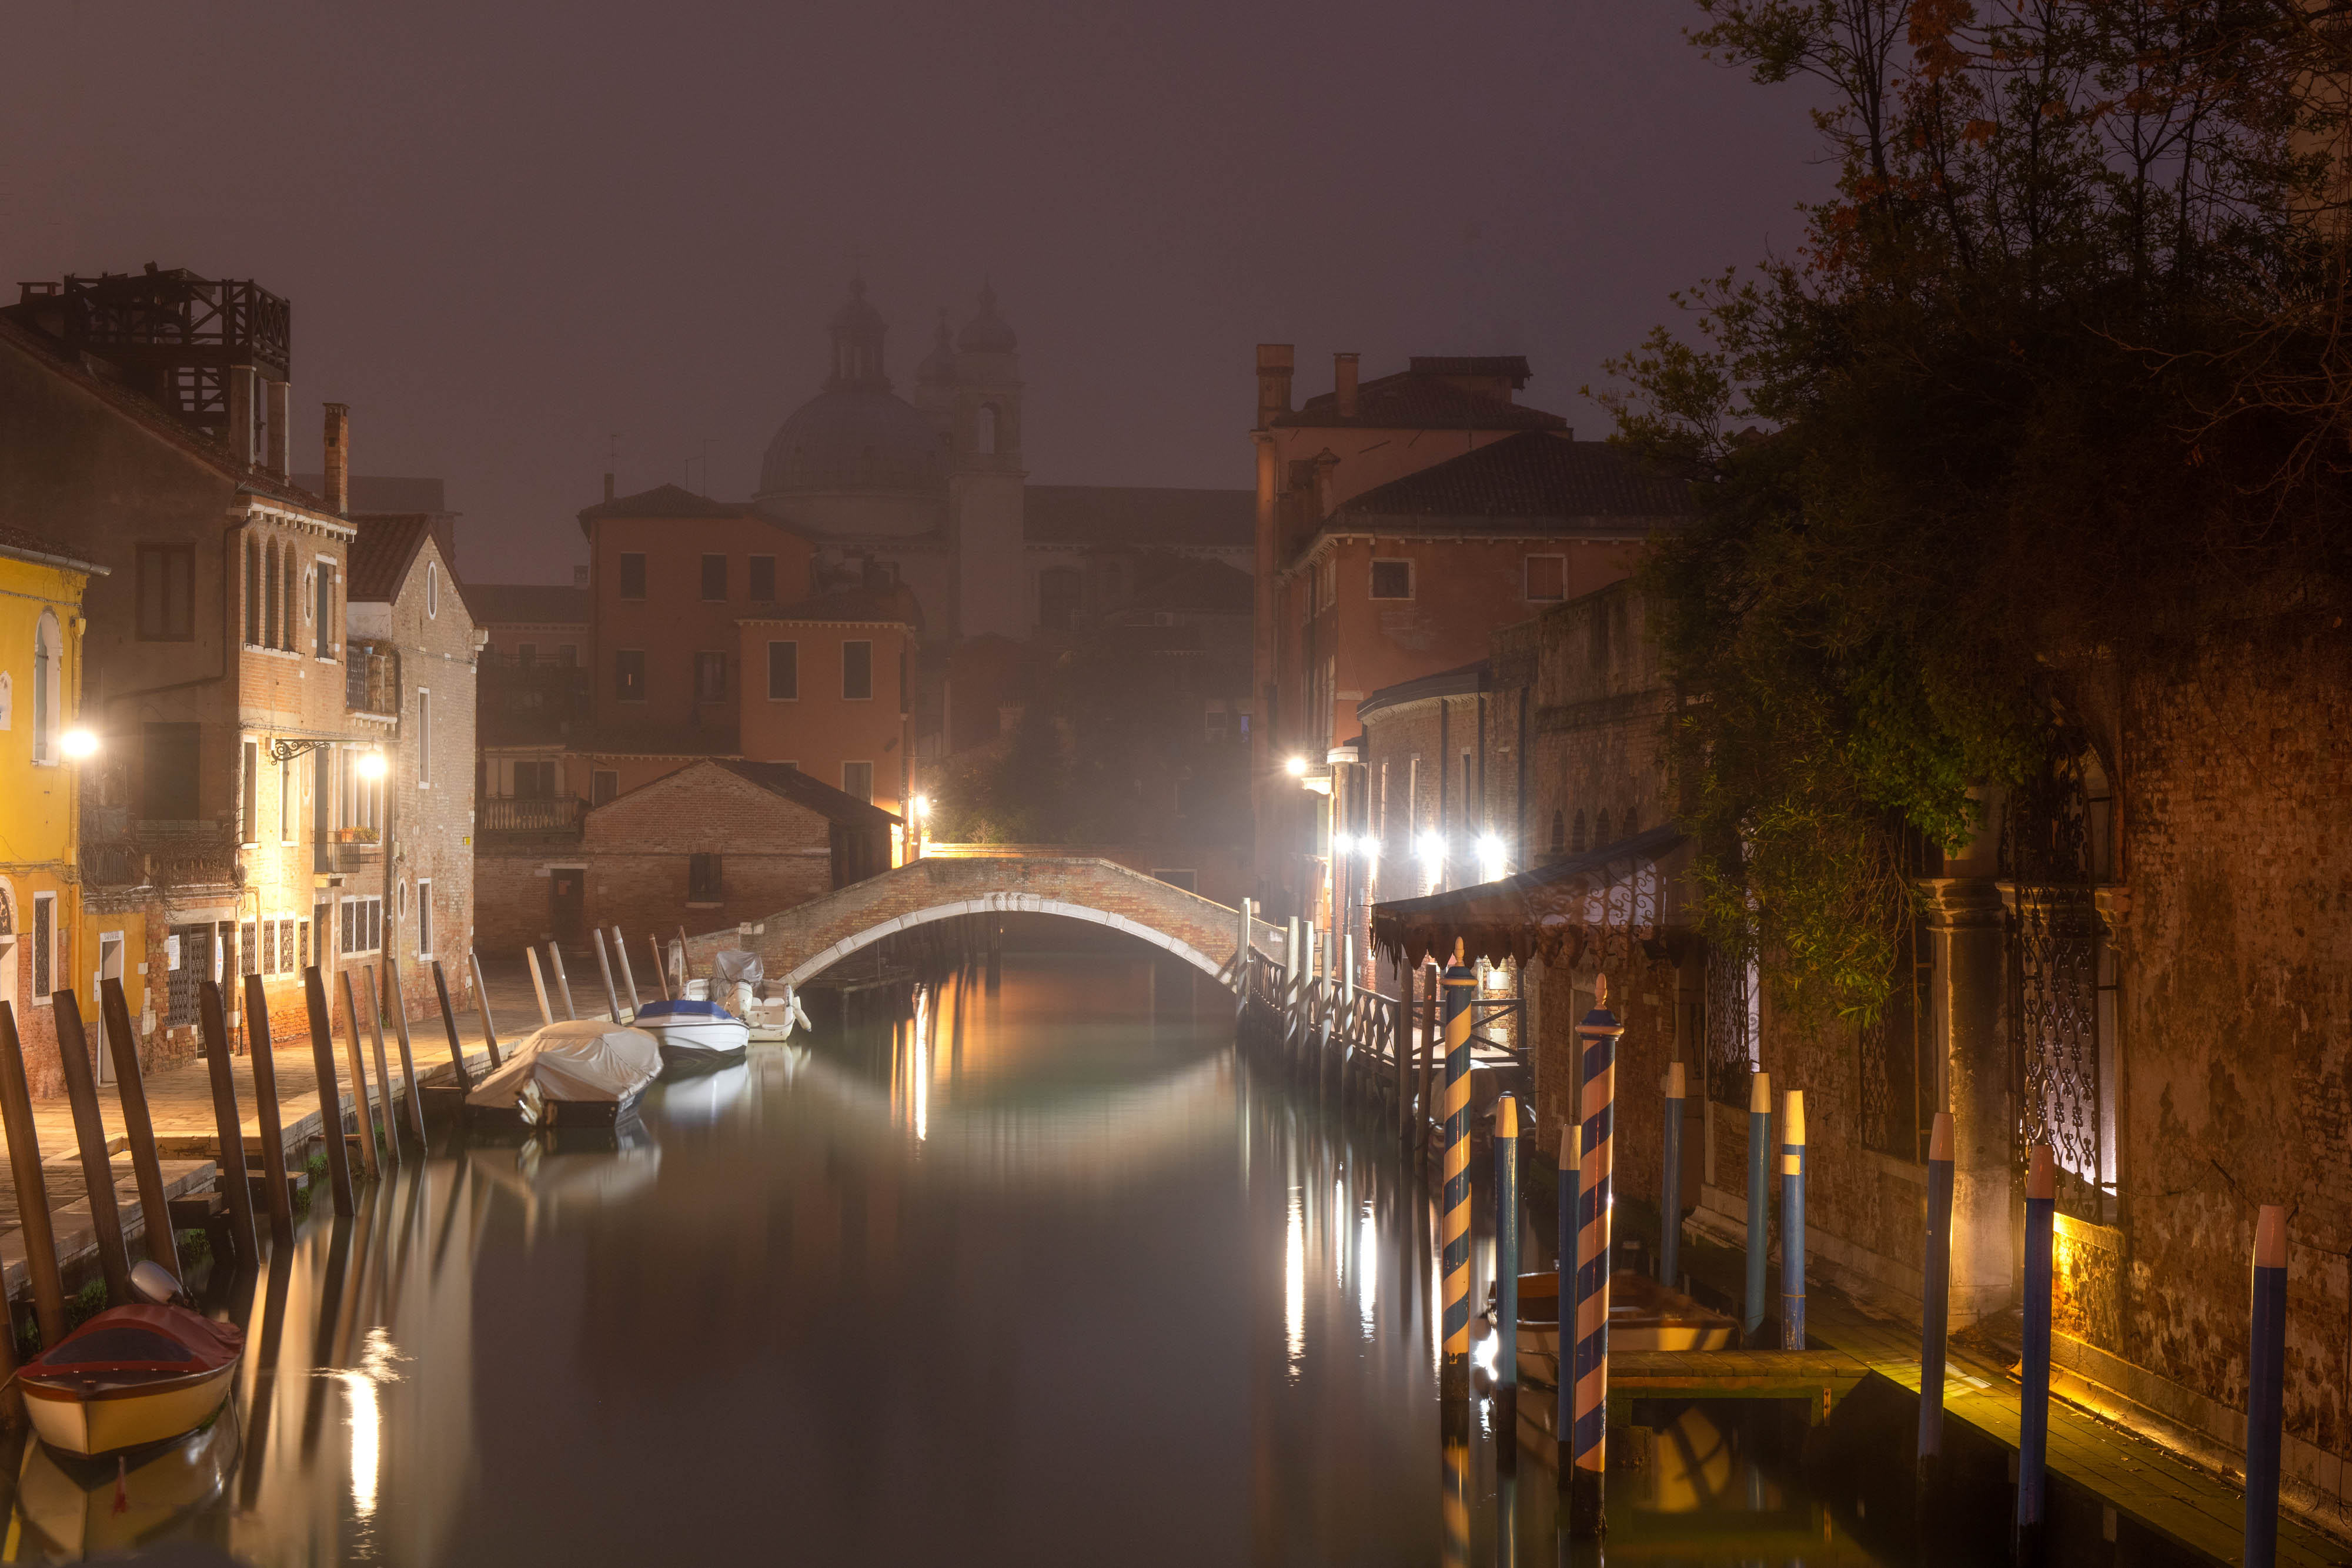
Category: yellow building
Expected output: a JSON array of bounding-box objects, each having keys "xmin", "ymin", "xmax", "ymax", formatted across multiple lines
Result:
[{"xmin": 0, "ymin": 524, "xmax": 138, "ymax": 1089}]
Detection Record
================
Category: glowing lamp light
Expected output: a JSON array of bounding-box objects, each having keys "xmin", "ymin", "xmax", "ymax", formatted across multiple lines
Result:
[
  {"xmin": 1416, "ymin": 832, "xmax": 1444, "ymax": 866},
  {"xmin": 1331, "ymin": 831, "xmax": 1352, "ymax": 857},
  {"xmin": 1359, "ymin": 836, "xmax": 1381, "ymax": 863},
  {"xmin": 913, "ymin": 794, "xmax": 931, "ymax": 818},
  {"xmin": 1284, "ymin": 754, "xmax": 1309, "ymax": 778},
  {"xmin": 1476, "ymin": 834, "xmax": 1508, "ymax": 881},
  {"xmin": 355, "ymin": 749, "xmax": 388, "ymax": 781},
  {"xmin": 59, "ymin": 728, "xmax": 99, "ymax": 761}
]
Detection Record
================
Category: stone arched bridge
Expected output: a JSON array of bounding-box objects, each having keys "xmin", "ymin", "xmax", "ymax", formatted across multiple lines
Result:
[{"xmin": 680, "ymin": 857, "xmax": 1267, "ymax": 989}]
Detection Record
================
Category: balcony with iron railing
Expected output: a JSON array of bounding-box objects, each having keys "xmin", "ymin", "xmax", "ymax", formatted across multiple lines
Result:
[
  {"xmin": 82, "ymin": 807, "xmax": 242, "ymax": 890},
  {"xmin": 479, "ymin": 796, "xmax": 586, "ymax": 834},
  {"xmin": 315, "ymin": 827, "xmax": 383, "ymax": 876}
]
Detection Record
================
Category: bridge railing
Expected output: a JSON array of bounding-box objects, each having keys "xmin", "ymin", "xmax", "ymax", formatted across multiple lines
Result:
[{"xmin": 1243, "ymin": 943, "xmax": 1448, "ymax": 1141}]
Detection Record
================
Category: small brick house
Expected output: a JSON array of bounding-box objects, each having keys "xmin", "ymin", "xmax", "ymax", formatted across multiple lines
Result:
[{"xmin": 474, "ymin": 757, "xmax": 896, "ymax": 955}]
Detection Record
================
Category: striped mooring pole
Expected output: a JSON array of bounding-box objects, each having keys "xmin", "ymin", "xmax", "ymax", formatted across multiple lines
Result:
[
  {"xmin": 2247, "ymin": 1204, "xmax": 2288, "ymax": 1568},
  {"xmin": 1745, "ymin": 1070, "xmax": 1772, "ymax": 1343},
  {"xmin": 1917, "ymin": 1111, "xmax": 1956, "ymax": 1499},
  {"xmin": 1555, "ymin": 1118, "xmax": 1579, "ymax": 1484},
  {"xmin": 1659, "ymin": 1061, "xmax": 1684, "ymax": 1288},
  {"xmin": 1780, "ymin": 1090, "xmax": 1806, "ymax": 1350},
  {"xmin": 1495, "ymin": 1091, "xmax": 1521, "ymax": 1466},
  {"xmin": 1567, "ymin": 972, "xmax": 1623, "ymax": 1536},
  {"xmin": 2016, "ymin": 1144, "xmax": 2055, "ymax": 1561},
  {"xmin": 1439, "ymin": 950, "xmax": 1478, "ymax": 1409}
]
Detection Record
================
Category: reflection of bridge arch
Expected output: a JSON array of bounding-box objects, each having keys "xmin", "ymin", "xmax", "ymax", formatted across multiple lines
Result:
[{"xmin": 681, "ymin": 857, "xmax": 1256, "ymax": 989}]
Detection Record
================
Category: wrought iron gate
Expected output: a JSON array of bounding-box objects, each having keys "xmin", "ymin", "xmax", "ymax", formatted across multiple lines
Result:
[
  {"xmin": 1704, "ymin": 942, "xmax": 1755, "ymax": 1107},
  {"xmin": 2003, "ymin": 745, "xmax": 2114, "ymax": 1222}
]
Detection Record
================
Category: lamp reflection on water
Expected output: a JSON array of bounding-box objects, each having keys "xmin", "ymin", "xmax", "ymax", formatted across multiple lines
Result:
[
  {"xmin": 1285, "ymin": 1187, "xmax": 1306, "ymax": 1376},
  {"xmin": 335, "ymin": 1328, "xmax": 403, "ymax": 1519}
]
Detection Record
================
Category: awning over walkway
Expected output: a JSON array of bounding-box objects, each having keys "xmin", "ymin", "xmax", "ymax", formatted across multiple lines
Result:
[{"xmin": 1371, "ymin": 823, "xmax": 1693, "ymax": 969}]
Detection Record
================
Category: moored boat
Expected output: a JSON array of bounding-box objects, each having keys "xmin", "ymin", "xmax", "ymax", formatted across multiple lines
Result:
[
  {"xmin": 634, "ymin": 998, "xmax": 751, "ymax": 1064},
  {"xmin": 465, "ymin": 1019, "xmax": 664, "ymax": 1126},
  {"xmin": 19, "ymin": 1266, "xmax": 244, "ymax": 1458},
  {"xmin": 1489, "ymin": 1268, "xmax": 1739, "ymax": 1385}
]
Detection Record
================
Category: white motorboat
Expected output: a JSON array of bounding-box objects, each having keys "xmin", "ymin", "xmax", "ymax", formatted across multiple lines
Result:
[
  {"xmin": 634, "ymin": 997, "xmax": 751, "ymax": 1064},
  {"xmin": 696, "ymin": 950, "xmax": 808, "ymax": 1041}
]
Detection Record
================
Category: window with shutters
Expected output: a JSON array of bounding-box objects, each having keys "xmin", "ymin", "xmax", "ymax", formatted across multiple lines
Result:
[
  {"xmin": 31, "ymin": 894, "xmax": 54, "ymax": 1002},
  {"xmin": 701, "ymin": 554, "xmax": 728, "ymax": 600},
  {"xmin": 593, "ymin": 770, "xmax": 618, "ymax": 805},
  {"xmin": 416, "ymin": 879, "xmax": 433, "ymax": 958},
  {"xmin": 614, "ymin": 650, "xmax": 646, "ymax": 702},
  {"xmin": 416, "ymin": 689, "xmax": 432, "ymax": 785},
  {"xmin": 1369, "ymin": 559, "xmax": 1413, "ymax": 600},
  {"xmin": 136, "ymin": 544, "xmax": 195, "ymax": 641},
  {"xmin": 749, "ymin": 556, "xmax": 777, "ymax": 601},
  {"xmin": 688, "ymin": 854, "xmax": 723, "ymax": 904},
  {"xmin": 315, "ymin": 562, "xmax": 337, "ymax": 659},
  {"xmin": 1525, "ymin": 555, "xmax": 1566, "ymax": 602},
  {"xmin": 619, "ymin": 553, "xmax": 647, "ymax": 600},
  {"xmin": 694, "ymin": 653, "xmax": 727, "ymax": 702},
  {"xmin": 241, "ymin": 740, "xmax": 260, "ymax": 844},
  {"xmin": 767, "ymin": 641, "xmax": 798, "ymax": 700},
  {"xmin": 843, "ymin": 641, "xmax": 873, "ymax": 700},
  {"xmin": 842, "ymin": 761, "xmax": 874, "ymax": 803}
]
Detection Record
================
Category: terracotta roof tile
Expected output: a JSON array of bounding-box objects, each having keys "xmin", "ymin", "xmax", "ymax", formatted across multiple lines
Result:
[{"xmin": 1333, "ymin": 431, "xmax": 1693, "ymax": 529}]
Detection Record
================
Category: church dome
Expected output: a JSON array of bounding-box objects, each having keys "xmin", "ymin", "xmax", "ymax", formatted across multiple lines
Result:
[
  {"xmin": 956, "ymin": 284, "xmax": 1017, "ymax": 354},
  {"xmin": 759, "ymin": 386, "xmax": 946, "ymax": 497},
  {"xmin": 757, "ymin": 279, "xmax": 949, "ymax": 499}
]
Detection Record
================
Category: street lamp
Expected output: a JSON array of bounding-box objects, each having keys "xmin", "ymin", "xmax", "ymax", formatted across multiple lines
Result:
[
  {"xmin": 1284, "ymin": 754, "xmax": 1308, "ymax": 778},
  {"xmin": 1477, "ymin": 833, "xmax": 1508, "ymax": 883},
  {"xmin": 911, "ymin": 794, "xmax": 930, "ymax": 861},
  {"xmin": 59, "ymin": 728, "xmax": 98, "ymax": 761}
]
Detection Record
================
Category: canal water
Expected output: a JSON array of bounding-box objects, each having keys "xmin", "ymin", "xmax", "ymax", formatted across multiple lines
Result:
[{"xmin": 4, "ymin": 935, "xmax": 1925, "ymax": 1564}]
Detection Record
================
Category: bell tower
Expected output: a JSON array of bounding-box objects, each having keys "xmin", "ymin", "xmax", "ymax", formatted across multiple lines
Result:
[{"xmin": 948, "ymin": 283, "xmax": 1028, "ymax": 639}]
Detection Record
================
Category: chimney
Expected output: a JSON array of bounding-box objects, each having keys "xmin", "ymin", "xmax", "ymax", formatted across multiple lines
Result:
[
  {"xmin": 1255, "ymin": 343, "xmax": 1294, "ymax": 430},
  {"xmin": 322, "ymin": 402, "xmax": 350, "ymax": 516},
  {"xmin": 1334, "ymin": 352, "xmax": 1359, "ymax": 418},
  {"xmin": 603, "ymin": 472, "xmax": 616, "ymax": 503},
  {"xmin": 265, "ymin": 380, "xmax": 290, "ymax": 477}
]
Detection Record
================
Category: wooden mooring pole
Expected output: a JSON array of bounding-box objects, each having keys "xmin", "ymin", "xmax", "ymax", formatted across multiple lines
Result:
[
  {"xmin": 355, "ymin": 971, "xmax": 401, "ymax": 1171},
  {"xmin": 546, "ymin": 943, "xmax": 579, "ymax": 1021},
  {"xmin": 301, "ymin": 967, "xmax": 357, "ymax": 1218},
  {"xmin": 2246, "ymin": 1205, "xmax": 2288, "ymax": 1568},
  {"xmin": 646, "ymin": 934, "xmax": 671, "ymax": 1001},
  {"xmin": 1917, "ymin": 1111, "xmax": 1956, "ymax": 1503},
  {"xmin": 242, "ymin": 974, "xmax": 296, "ymax": 1245},
  {"xmin": 432, "ymin": 961, "xmax": 471, "ymax": 1092},
  {"xmin": 1555, "ymin": 1119, "xmax": 1579, "ymax": 1497},
  {"xmin": 0, "ymin": 1002, "xmax": 70, "ymax": 1343},
  {"xmin": 1494, "ymin": 1091, "xmax": 1520, "ymax": 1467},
  {"xmin": 1659, "ymin": 1062, "xmax": 1684, "ymax": 1288},
  {"xmin": 382, "ymin": 957, "xmax": 430, "ymax": 1139},
  {"xmin": 470, "ymin": 950, "xmax": 505, "ymax": 1068},
  {"xmin": 197, "ymin": 982, "xmax": 260, "ymax": 1267},
  {"xmin": 51, "ymin": 991, "xmax": 132, "ymax": 1301},
  {"xmin": 1566, "ymin": 974, "xmax": 1623, "ymax": 1537},
  {"xmin": 2016, "ymin": 1144, "xmax": 2054, "ymax": 1562},
  {"xmin": 609, "ymin": 928, "xmax": 643, "ymax": 1018},
  {"xmin": 1780, "ymin": 1089, "xmax": 1806, "ymax": 1350},
  {"xmin": 336, "ymin": 970, "xmax": 382, "ymax": 1181},
  {"xmin": 1745, "ymin": 1070, "xmax": 1772, "ymax": 1345},
  {"xmin": 1438, "ymin": 952, "xmax": 1475, "ymax": 1407},
  {"xmin": 101, "ymin": 978, "xmax": 181, "ymax": 1277},
  {"xmin": 591, "ymin": 928, "xmax": 627, "ymax": 1022}
]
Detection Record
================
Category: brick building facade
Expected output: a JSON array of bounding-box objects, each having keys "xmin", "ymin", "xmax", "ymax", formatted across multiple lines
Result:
[{"xmin": 475, "ymin": 758, "xmax": 893, "ymax": 956}]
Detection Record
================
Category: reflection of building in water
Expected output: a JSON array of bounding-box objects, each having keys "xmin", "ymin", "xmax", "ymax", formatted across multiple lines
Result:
[{"xmin": 227, "ymin": 1167, "xmax": 479, "ymax": 1566}]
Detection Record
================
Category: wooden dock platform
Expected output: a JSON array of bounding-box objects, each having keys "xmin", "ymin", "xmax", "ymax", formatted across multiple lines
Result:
[{"xmin": 1608, "ymin": 1347, "xmax": 1869, "ymax": 1426}]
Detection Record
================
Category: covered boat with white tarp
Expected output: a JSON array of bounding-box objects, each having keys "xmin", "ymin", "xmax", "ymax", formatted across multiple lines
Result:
[
  {"xmin": 465, "ymin": 1018, "xmax": 663, "ymax": 1127},
  {"xmin": 671, "ymin": 947, "xmax": 810, "ymax": 1044}
]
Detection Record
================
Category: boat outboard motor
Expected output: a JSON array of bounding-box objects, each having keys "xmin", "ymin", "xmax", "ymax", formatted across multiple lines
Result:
[
  {"xmin": 712, "ymin": 949, "xmax": 762, "ymax": 1019},
  {"xmin": 129, "ymin": 1260, "xmax": 186, "ymax": 1306}
]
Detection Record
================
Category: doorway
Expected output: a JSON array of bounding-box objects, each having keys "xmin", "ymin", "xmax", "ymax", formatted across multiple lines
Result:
[
  {"xmin": 549, "ymin": 868, "xmax": 584, "ymax": 947},
  {"xmin": 95, "ymin": 931, "xmax": 125, "ymax": 1085}
]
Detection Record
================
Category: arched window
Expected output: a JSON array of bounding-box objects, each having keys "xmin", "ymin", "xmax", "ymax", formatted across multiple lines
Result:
[
  {"xmin": 1570, "ymin": 810, "xmax": 1586, "ymax": 855},
  {"xmin": 426, "ymin": 560, "xmax": 440, "ymax": 618},
  {"xmin": 244, "ymin": 537, "xmax": 260, "ymax": 646},
  {"xmin": 976, "ymin": 403, "xmax": 1000, "ymax": 456},
  {"xmin": 263, "ymin": 542, "xmax": 279, "ymax": 648},
  {"xmin": 283, "ymin": 545, "xmax": 300, "ymax": 650},
  {"xmin": 32, "ymin": 611, "xmax": 61, "ymax": 764},
  {"xmin": 1595, "ymin": 809, "xmax": 1612, "ymax": 848},
  {"xmin": 1549, "ymin": 810, "xmax": 1565, "ymax": 856}
]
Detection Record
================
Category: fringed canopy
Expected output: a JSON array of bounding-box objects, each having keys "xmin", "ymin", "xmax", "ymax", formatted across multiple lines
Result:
[{"xmin": 1370, "ymin": 824, "xmax": 1693, "ymax": 971}]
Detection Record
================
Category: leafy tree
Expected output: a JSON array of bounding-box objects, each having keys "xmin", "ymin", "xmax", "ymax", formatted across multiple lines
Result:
[{"xmin": 1598, "ymin": 0, "xmax": 2351, "ymax": 1019}]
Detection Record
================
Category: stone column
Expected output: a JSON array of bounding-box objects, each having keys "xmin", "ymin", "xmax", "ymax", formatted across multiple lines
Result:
[{"xmin": 1918, "ymin": 856, "xmax": 2013, "ymax": 1328}]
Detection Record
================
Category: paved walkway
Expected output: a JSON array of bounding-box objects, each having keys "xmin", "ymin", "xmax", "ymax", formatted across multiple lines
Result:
[
  {"xmin": 0, "ymin": 954, "xmax": 628, "ymax": 1298},
  {"xmin": 1663, "ymin": 1229, "xmax": 2352, "ymax": 1567}
]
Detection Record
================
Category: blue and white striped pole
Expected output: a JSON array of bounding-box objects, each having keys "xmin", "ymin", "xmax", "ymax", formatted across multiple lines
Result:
[
  {"xmin": 1568, "ymin": 973, "xmax": 1623, "ymax": 1536},
  {"xmin": 2246, "ymin": 1204, "xmax": 2288, "ymax": 1568},
  {"xmin": 1660, "ymin": 1062, "xmax": 1684, "ymax": 1288},
  {"xmin": 1555, "ymin": 1119, "xmax": 1579, "ymax": 1489},
  {"xmin": 2016, "ymin": 1144, "xmax": 2055, "ymax": 1560},
  {"xmin": 1495, "ymin": 1092, "xmax": 1521, "ymax": 1466},
  {"xmin": 1780, "ymin": 1089, "xmax": 1806, "ymax": 1350},
  {"xmin": 1439, "ymin": 950, "xmax": 1478, "ymax": 1407},
  {"xmin": 1745, "ymin": 1070, "xmax": 1772, "ymax": 1344},
  {"xmin": 1918, "ymin": 1111, "xmax": 1956, "ymax": 1500}
]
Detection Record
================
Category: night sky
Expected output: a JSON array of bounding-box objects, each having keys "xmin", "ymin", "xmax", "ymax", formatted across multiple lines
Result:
[{"xmin": 2, "ymin": 2, "xmax": 1823, "ymax": 583}]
